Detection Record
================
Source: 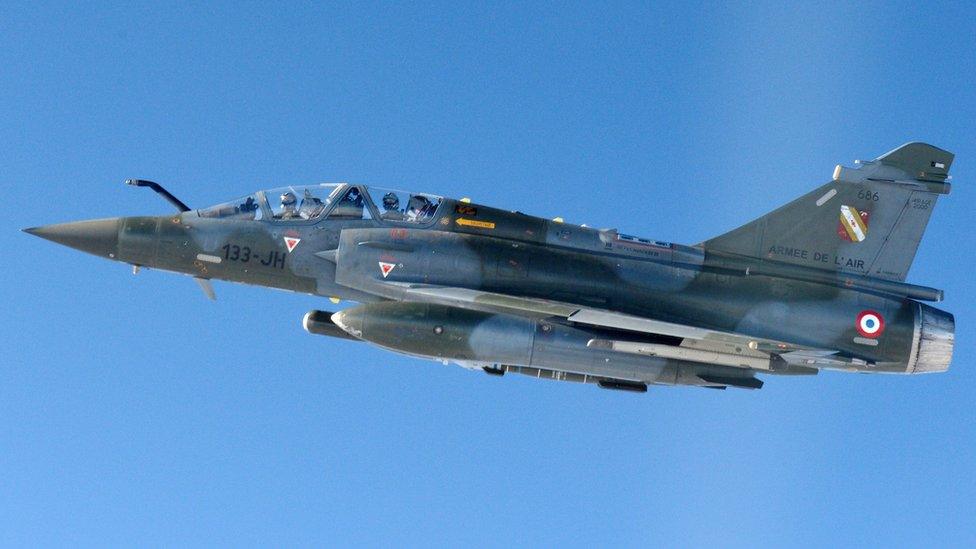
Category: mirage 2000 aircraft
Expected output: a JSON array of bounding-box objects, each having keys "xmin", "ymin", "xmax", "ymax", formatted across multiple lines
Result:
[{"xmin": 25, "ymin": 142, "xmax": 955, "ymax": 392}]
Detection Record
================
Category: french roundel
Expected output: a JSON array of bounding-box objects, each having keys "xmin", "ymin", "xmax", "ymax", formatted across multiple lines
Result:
[{"xmin": 856, "ymin": 310, "xmax": 885, "ymax": 338}]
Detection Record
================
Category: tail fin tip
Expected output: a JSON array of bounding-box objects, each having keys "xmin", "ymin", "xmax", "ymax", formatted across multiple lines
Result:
[{"xmin": 873, "ymin": 142, "xmax": 954, "ymax": 183}]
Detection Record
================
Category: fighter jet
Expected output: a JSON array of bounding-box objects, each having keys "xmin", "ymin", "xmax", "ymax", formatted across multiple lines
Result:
[{"xmin": 25, "ymin": 142, "xmax": 955, "ymax": 392}]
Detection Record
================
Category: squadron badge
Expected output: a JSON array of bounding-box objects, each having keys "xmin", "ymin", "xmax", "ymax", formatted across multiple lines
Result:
[{"xmin": 838, "ymin": 205, "xmax": 870, "ymax": 242}]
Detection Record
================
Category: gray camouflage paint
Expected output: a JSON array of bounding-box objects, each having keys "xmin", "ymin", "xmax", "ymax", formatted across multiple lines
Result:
[{"xmin": 24, "ymin": 142, "xmax": 955, "ymax": 391}]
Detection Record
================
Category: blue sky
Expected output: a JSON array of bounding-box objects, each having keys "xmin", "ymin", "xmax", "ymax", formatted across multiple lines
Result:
[{"xmin": 2, "ymin": 1, "xmax": 974, "ymax": 546}]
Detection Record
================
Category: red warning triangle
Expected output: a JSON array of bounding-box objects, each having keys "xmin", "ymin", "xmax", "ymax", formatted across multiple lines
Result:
[
  {"xmin": 283, "ymin": 237, "xmax": 301, "ymax": 252},
  {"xmin": 378, "ymin": 261, "xmax": 396, "ymax": 278}
]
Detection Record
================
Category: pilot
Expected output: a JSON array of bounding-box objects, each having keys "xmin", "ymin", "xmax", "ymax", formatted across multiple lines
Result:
[
  {"xmin": 406, "ymin": 195, "xmax": 432, "ymax": 221},
  {"xmin": 331, "ymin": 187, "xmax": 365, "ymax": 218},
  {"xmin": 239, "ymin": 196, "xmax": 259, "ymax": 220},
  {"xmin": 279, "ymin": 191, "xmax": 299, "ymax": 219},
  {"xmin": 380, "ymin": 192, "xmax": 404, "ymax": 221},
  {"xmin": 298, "ymin": 188, "xmax": 324, "ymax": 219},
  {"xmin": 348, "ymin": 187, "xmax": 364, "ymax": 209}
]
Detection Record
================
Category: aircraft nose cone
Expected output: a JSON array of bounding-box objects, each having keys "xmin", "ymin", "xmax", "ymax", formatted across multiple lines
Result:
[{"xmin": 24, "ymin": 218, "xmax": 121, "ymax": 259}]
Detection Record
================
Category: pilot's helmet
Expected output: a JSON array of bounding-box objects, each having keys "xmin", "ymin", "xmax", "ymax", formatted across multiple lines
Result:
[
  {"xmin": 408, "ymin": 195, "xmax": 430, "ymax": 211},
  {"xmin": 382, "ymin": 192, "xmax": 400, "ymax": 210},
  {"xmin": 280, "ymin": 192, "xmax": 297, "ymax": 207}
]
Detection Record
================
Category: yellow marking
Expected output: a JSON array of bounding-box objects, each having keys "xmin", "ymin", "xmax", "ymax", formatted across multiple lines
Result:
[
  {"xmin": 329, "ymin": 296, "xmax": 340, "ymax": 304},
  {"xmin": 459, "ymin": 197, "xmax": 472, "ymax": 203},
  {"xmin": 455, "ymin": 217, "xmax": 496, "ymax": 229},
  {"xmin": 552, "ymin": 217, "xmax": 564, "ymax": 223}
]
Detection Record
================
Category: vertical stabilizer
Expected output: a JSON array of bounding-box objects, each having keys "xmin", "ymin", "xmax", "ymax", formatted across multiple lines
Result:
[{"xmin": 702, "ymin": 143, "xmax": 953, "ymax": 281}]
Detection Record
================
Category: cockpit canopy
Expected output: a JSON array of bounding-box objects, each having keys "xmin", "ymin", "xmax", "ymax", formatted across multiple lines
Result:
[{"xmin": 197, "ymin": 184, "xmax": 443, "ymax": 224}]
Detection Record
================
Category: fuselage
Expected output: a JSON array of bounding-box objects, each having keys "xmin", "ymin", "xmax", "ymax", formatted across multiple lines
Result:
[
  {"xmin": 26, "ymin": 142, "xmax": 960, "ymax": 390},
  {"xmin": 85, "ymin": 188, "xmax": 937, "ymax": 375}
]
